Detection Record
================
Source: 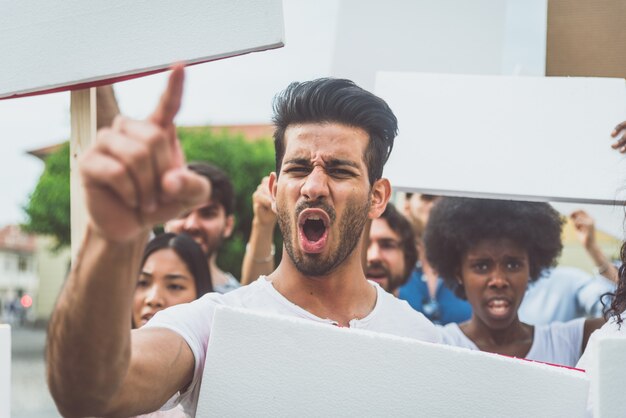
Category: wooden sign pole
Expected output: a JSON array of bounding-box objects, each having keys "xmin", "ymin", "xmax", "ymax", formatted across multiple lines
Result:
[{"xmin": 70, "ymin": 88, "xmax": 97, "ymax": 263}]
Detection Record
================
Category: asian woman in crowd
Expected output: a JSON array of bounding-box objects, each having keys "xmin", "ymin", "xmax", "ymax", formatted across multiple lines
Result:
[{"xmin": 133, "ymin": 232, "xmax": 212, "ymax": 329}]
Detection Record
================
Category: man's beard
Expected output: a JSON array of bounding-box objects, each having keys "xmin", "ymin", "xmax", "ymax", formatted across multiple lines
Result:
[
  {"xmin": 365, "ymin": 261, "xmax": 404, "ymax": 293},
  {"xmin": 277, "ymin": 196, "xmax": 371, "ymax": 276},
  {"xmin": 186, "ymin": 230, "xmax": 225, "ymax": 259}
]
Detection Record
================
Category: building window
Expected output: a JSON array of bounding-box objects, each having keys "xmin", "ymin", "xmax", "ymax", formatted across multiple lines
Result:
[{"xmin": 18, "ymin": 256, "xmax": 28, "ymax": 272}]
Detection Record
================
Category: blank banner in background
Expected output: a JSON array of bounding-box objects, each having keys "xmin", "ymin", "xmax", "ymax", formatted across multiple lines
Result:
[
  {"xmin": 0, "ymin": 0, "xmax": 284, "ymax": 99},
  {"xmin": 375, "ymin": 72, "xmax": 626, "ymax": 204}
]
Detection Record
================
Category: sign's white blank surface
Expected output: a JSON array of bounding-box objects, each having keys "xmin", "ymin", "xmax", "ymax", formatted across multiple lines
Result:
[
  {"xmin": 376, "ymin": 72, "xmax": 626, "ymax": 204},
  {"xmin": 0, "ymin": 0, "xmax": 284, "ymax": 98}
]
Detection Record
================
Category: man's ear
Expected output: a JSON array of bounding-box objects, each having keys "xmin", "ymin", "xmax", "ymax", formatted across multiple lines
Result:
[
  {"xmin": 368, "ymin": 178, "xmax": 391, "ymax": 219},
  {"xmin": 223, "ymin": 214, "xmax": 235, "ymax": 238},
  {"xmin": 269, "ymin": 172, "xmax": 278, "ymax": 213}
]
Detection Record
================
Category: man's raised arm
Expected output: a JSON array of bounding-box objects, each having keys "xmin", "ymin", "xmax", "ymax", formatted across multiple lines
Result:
[{"xmin": 46, "ymin": 66, "xmax": 210, "ymax": 417}]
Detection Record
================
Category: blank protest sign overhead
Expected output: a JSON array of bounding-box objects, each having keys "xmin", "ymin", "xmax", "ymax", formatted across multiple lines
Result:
[
  {"xmin": 376, "ymin": 72, "xmax": 626, "ymax": 204},
  {"xmin": 0, "ymin": 0, "xmax": 284, "ymax": 99}
]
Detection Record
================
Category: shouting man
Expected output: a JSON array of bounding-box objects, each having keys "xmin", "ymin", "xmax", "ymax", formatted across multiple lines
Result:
[{"xmin": 46, "ymin": 66, "xmax": 439, "ymax": 417}]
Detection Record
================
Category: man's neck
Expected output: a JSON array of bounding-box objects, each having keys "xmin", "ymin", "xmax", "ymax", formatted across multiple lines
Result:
[
  {"xmin": 208, "ymin": 253, "xmax": 229, "ymax": 287},
  {"xmin": 268, "ymin": 249, "xmax": 377, "ymax": 327}
]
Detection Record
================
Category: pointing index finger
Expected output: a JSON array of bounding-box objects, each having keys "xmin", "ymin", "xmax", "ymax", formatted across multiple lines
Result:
[{"xmin": 149, "ymin": 64, "xmax": 185, "ymax": 128}]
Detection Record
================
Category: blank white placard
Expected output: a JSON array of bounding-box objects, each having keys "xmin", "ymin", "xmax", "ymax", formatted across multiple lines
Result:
[
  {"xmin": 0, "ymin": 0, "xmax": 284, "ymax": 99},
  {"xmin": 331, "ymin": 0, "xmax": 548, "ymax": 90},
  {"xmin": 0, "ymin": 325, "xmax": 10, "ymax": 418},
  {"xmin": 592, "ymin": 335, "xmax": 626, "ymax": 418},
  {"xmin": 198, "ymin": 306, "xmax": 589, "ymax": 417},
  {"xmin": 375, "ymin": 72, "xmax": 626, "ymax": 204}
]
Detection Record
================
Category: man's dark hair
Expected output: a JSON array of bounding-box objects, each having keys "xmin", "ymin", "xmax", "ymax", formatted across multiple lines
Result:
[
  {"xmin": 188, "ymin": 162, "xmax": 235, "ymax": 215},
  {"xmin": 424, "ymin": 197, "xmax": 563, "ymax": 300},
  {"xmin": 379, "ymin": 204, "xmax": 418, "ymax": 282},
  {"xmin": 272, "ymin": 78, "xmax": 398, "ymax": 185}
]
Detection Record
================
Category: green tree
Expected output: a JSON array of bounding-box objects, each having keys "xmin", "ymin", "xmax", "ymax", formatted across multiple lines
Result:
[
  {"xmin": 178, "ymin": 127, "xmax": 278, "ymax": 278},
  {"xmin": 23, "ymin": 128, "xmax": 278, "ymax": 277},
  {"xmin": 23, "ymin": 142, "xmax": 71, "ymax": 250}
]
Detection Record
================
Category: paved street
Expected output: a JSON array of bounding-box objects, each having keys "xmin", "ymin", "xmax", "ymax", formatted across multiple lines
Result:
[{"xmin": 11, "ymin": 326, "xmax": 60, "ymax": 418}]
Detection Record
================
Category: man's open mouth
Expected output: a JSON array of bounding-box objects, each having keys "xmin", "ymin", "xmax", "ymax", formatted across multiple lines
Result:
[{"xmin": 298, "ymin": 209, "xmax": 330, "ymax": 253}]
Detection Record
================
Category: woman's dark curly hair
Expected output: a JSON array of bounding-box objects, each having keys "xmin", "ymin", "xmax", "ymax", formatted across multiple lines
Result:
[
  {"xmin": 423, "ymin": 197, "xmax": 564, "ymax": 300},
  {"xmin": 603, "ymin": 241, "xmax": 626, "ymax": 326}
]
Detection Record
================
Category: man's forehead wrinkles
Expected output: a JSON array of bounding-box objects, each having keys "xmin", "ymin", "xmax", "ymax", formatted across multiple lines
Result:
[
  {"xmin": 325, "ymin": 158, "xmax": 359, "ymax": 168},
  {"xmin": 284, "ymin": 157, "xmax": 311, "ymax": 165}
]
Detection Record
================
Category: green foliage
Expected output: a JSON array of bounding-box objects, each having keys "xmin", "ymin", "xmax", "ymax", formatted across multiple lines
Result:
[
  {"xmin": 23, "ymin": 142, "xmax": 71, "ymax": 250},
  {"xmin": 22, "ymin": 128, "xmax": 277, "ymax": 276},
  {"xmin": 178, "ymin": 126, "xmax": 277, "ymax": 278}
]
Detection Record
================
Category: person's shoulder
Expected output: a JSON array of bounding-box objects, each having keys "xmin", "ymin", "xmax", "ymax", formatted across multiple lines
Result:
[
  {"xmin": 542, "ymin": 317, "xmax": 586, "ymax": 332},
  {"xmin": 213, "ymin": 272, "xmax": 242, "ymax": 294},
  {"xmin": 438, "ymin": 322, "xmax": 469, "ymax": 347},
  {"xmin": 375, "ymin": 284, "xmax": 416, "ymax": 315},
  {"xmin": 596, "ymin": 313, "xmax": 626, "ymax": 335},
  {"xmin": 211, "ymin": 276, "xmax": 268, "ymax": 305},
  {"xmin": 534, "ymin": 317, "xmax": 586, "ymax": 344},
  {"xmin": 155, "ymin": 279, "xmax": 266, "ymax": 318},
  {"xmin": 373, "ymin": 284, "xmax": 440, "ymax": 342}
]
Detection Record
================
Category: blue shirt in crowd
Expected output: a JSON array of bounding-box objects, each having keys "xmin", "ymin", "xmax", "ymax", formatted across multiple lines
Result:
[{"xmin": 398, "ymin": 266, "xmax": 472, "ymax": 325}]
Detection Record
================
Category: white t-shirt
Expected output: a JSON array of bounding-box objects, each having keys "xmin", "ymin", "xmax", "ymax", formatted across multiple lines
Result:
[
  {"xmin": 577, "ymin": 313, "xmax": 625, "ymax": 370},
  {"xmin": 439, "ymin": 318, "xmax": 585, "ymax": 367},
  {"xmin": 145, "ymin": 276, "xmax": 440, "ymax": 416}
]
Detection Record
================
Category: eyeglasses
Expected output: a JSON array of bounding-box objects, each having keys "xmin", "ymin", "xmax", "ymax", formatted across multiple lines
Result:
[{"xmin": 422, "ymin": 297, "xmax": 441, "ymax": 325}]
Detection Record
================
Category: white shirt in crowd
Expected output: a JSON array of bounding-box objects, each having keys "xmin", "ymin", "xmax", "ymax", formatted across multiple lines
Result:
[
  {"xmin": 145, "ymin": 276, "xmax": 440, "ymax": 416},
  {"xmin": 439, "ymin": 318, "xmax": 586, "ymax": 368}
]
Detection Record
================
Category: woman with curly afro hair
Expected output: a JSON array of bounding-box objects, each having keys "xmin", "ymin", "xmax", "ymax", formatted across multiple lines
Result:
[{"xmin": 425, "ymin": 197, "xmax": 605, "ymax": 367}]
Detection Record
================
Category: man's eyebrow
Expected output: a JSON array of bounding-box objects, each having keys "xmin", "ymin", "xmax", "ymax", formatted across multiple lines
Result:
[
  {"xmin": 139, "ymin": 271, "xmax": 153, "ymax": 277},
  {"xmin": 283, "ymin": 157, "xmax": 311, "ymax": 166},
  {"xmin": 325, "ymin": 158, "xmax": 360, "ymax": 169}
]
